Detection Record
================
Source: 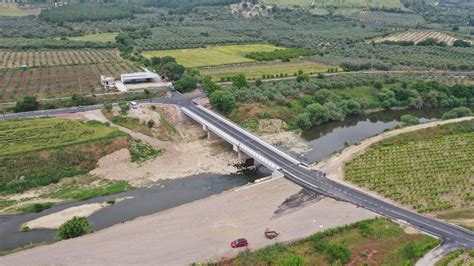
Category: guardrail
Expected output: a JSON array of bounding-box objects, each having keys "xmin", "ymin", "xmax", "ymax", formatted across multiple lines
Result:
[
  {"xmin": 182, "ymin": 107, "xmax": 280, "ymax": 171},
  {"xmin": 196, "ymin": 105, "xmax": 301, "ymax": 165}
]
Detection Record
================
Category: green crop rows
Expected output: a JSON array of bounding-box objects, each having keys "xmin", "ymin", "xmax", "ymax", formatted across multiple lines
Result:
[
  {"xmin": 0, "ymin": 118, "xmax": 119, "ymax": 156},
  {"xmin": 345, "ymin": 126, "xmax": 474, "ymax": 213}
]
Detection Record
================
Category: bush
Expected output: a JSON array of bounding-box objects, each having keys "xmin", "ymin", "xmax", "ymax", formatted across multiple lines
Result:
[
  {"xmin": 442, "ymin": 107, "xmax": 472, "ymax": 120},
  {"xmin": 324, "ymin": 243, "xmax": 352, "ymax": 264},
  {"xmin": 14, "ymin": 95, "xmax": 39, "ymax": 112},
  {"xmin": 130, "ymin": 140, "xmax": 162, "ymax": 163},
  {"xmin": 57, "ymin": 216, "xmax": 92, "ymax": 240},
  {"xmin": 401, "ymin": 114, "xmax": 420, "ymax": 126},
  {"xmin": 209, "ymin": 90, "xmax": 237, "ymax": 113}
]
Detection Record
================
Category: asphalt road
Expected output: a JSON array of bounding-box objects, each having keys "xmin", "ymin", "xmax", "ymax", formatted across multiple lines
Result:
[
  {"xmin": 187, "ymin": 104, "xmax": 474, "ymax": 249},
  {"xmin": 0, "ymin": 93, "xmax": 196, "ymax": 121}
]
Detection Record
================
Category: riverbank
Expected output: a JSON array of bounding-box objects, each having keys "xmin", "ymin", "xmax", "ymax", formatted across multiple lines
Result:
[
  {"xmin": 0, "ymin": 178, "xmax": 376, "ymax": 265},
  {"xmin": 312, "ymin": 116, "xmax": 474, "ymax": 222}
]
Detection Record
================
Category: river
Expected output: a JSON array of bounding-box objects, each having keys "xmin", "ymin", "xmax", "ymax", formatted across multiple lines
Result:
[{"xmin": 0, "ymin": 108, "xmax": 447, "ymax": 252}]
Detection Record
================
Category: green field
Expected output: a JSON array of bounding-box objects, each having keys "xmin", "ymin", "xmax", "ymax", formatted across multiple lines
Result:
[
  {"xmin": 0, "ymin": 4, "xmax": 27, "ymax": 16},
  {"xmin": 0, "ymin": 118, "xmax": 118, "ymax": 156},
  {"xmin": 69, "ymin": 32, "xmax": 118, "ymax": 43},
  {"xmin": 201, "ymin": 59, "xmax": 337, "ymax": 81},
  {"xmin": 143, "ymin": 44, "xmax": 282, "ymax": 68},
  {"xmin": 345, "ymin": 120, "xmax": 474, "ymax": 214},
  {"xmin": 211, "ymin": 218, "xmax": 439, "ymax": 265}
]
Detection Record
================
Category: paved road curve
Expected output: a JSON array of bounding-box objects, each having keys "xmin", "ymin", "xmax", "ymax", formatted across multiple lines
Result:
[{"xmin": 186, "ymin": 104, "xmax": 474, "ymax": 250}]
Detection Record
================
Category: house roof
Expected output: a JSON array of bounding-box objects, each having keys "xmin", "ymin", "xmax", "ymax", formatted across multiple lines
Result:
[{"xmin": 121, "ymin": 72, "xmax": 159, "ymax": 80}]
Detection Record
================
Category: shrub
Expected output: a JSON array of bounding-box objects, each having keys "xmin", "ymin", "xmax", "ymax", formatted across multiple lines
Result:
[
  {"xmin": 209, "ymin": 90, "xmax": 237, "ymax": 113},
  {"xmin": 324, "ymin": 243, "xmax": 352, "ymax": 264},
  {"xmin": 14, "ymin": 95, "xmax": 39, "ymax": 112},
  {"xmin": 442, "ymin": 107, "xmax": 472, "ymax": 120},
  {"xmin": 57, "ymin": 216, "xmax": 92, "ymax": 240},
  {"xmin": 401, "ymin": 115, "xmax": 420, "ymax": 126},
  {"xmin": 130, "ymin": 140, "xmax": 162, "ymax": 163}
]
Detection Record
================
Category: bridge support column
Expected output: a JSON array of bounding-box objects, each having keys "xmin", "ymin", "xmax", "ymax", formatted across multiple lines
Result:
[
  {"xmin": 207, "ymin": 130, "xmax": 221, "ymax": 141},
  {"xmin": 272, "ymin": 170, "xmax": 284, "ymax": 179}
]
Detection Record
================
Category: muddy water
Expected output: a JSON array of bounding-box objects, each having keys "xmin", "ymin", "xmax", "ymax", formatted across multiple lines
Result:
[{"xmin": 0, "ymin": 108, "xmax": 447, "ymax": 252}]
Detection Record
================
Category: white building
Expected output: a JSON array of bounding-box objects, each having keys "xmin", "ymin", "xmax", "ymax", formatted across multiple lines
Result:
[{"xmin": 121, "ymin": 72, "xmax": 160, "ymax": 84}]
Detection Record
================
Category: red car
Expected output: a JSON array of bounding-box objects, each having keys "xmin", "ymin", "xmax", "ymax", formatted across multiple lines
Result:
[{"xmin": 231, "ymin": 238, "xmax": 248, "ymax": 248}]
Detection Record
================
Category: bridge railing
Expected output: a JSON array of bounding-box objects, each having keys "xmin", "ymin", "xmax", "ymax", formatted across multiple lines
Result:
[
  {"xmin": 195, "ymin": 105, "xmax": 301, "ymax": 165},
  {"xmin": 182, "ymin": 107, "xmax": 280, "ymax": 171}
]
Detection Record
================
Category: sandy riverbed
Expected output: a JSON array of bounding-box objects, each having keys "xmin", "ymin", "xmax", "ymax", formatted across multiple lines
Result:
[{"xmin": 0, "ymin": 178, "xmax": 376, "ymax": 265}]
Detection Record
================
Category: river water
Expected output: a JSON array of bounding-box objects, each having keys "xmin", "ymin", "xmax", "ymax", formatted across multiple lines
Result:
[{"xmin": 0, "ymin": 108, "xmax": 447, "ymax": 252}]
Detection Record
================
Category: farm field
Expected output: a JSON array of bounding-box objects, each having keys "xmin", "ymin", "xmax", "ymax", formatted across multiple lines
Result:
[
  {"xmin": 0, "ymin": 49, "xmax": 123, "ymax": 69},
  {"xmin": 0, "ymin": 61, "xmax": 140, "ymax": 102},
  {"xmin": 0, "ymin": 118, "xmax": 119, "ymax": 156},
  {"xmin": 68, "ymin": 33, "xmax": 118, "ymax": 43},
  {"xmin": 354, "ymin": 11, "xmax": 425, "ymax": 26},
  {"xmin": 212, "ymin": 218, "xmax": 439, "ymax": 265},
  {"xmin": 344, "ymin": 120, "xmax": 474, "ymax": 217},
  {"xmin": 142, "ymin": 44, "xmax": 282, "ymax": 68},
  {"xmin": 0, "ymin": 49, "xmax": 141, "ymax": 102},
  {"xmin": 376, "ymin": 31, "xmax": 470, "ymax": 45},
  {"xmin": 0, "ymin": 3, "xmax": 27, "ymax": 16},
  {"xmin": 200, "ymin": 59, "xmax": 337, "ymax": 81}
]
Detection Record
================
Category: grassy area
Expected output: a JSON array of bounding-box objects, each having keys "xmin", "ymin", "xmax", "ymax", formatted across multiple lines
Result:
[
  {"xmin": 0, "ymin": 118, "xmax": 119, "ymax": 157},
  {"xmin": 143, "ymin": 44, "xmax": 282, "ymax": 68},
  {"xmin": 436, "ymin": 249, "xmax": 474, "ymax": 266},
  {"xmin": 0, "ymin": 118, "xmax": 130, "ymax": 195},
  {"xmin": 345, "ymin": 120, "xmax": 474, "ymax": 214},
  {"xmin": 45, "ymin": 179, "xmax": 132, "ymax": 201},
  {"xmin": 18, "ymin": 202, "xmax": 54, "ymax": 213},
  {"xmin": 0, "ymin": 3, "xmax": 27, "ymax": 16},
  {"xmin": 210, "ymin": 218, "xmax": 440, "ymax": 265},
  {"xmin": 69, "ymin": 32, "xmax": 118, "ymax": 43},
  {"xmin": 201, "ymin": 60, "xmax": 337, "ymax": 81},
  {"xmin": 130, "ymin": 140, "xmax": 163, "ymax": 164}
]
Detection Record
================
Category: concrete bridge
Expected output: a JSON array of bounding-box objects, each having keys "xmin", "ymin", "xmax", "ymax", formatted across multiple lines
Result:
[{"xmin": 182, "ymin": 102, "xmax": 474, "ymax": 250}]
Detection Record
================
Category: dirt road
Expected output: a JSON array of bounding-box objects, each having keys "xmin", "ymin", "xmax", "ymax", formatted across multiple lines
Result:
[{"xmin": 0, "ymin": 178, "xmax": 375, "ymax": 265}]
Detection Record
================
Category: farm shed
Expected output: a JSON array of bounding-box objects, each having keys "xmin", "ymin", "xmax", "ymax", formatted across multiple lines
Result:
[{"xmin": 121, "ymin": 72, "xmax": 160, "ymax": 84}]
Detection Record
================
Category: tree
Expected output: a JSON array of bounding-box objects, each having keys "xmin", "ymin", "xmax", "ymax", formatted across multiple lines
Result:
[
  {"xmin": 373, "ymin": 80, "xmax": 383, "ymax": 90},
  {"xmin": 296, "ymin": 73, "xmax": 310, "ymax": 83},
  {"xmin": 209, "ymin": 90, "xmax": 237, "ymax": 113},
  {"xmin": 232, "ymin": 73, "xmax": 248, "ymax": 88},
  {"xmin": 14, "ymin": 95, "xmax": 39, "ymax": 112},
  {"xmin": 173, "ymin": 75, "xmax": 198, "ymax": 93},
  {"xmin": 147, "ymin": 119, "xmax": 155, "ymax": 128},
  {"xmin": 342, "ymin": 100, "xmax": 361, "ymax": 116},
  {"xmin": 203, "ymin": 77, "xmax": 221, "ymax": 94},
  {"xmin": 295, "ymin": 112, "xmax": 312, "ymax": 130},
  {"xmin": 57, "ymin": 216, "xmax": 92, "ymax": 240},
  {"xmin": 401, "ymin": 114, "xmax": 420, "ymax": 126},
  {"xmin": 255, "ymin": 79, "xmax": 263, "ymax": 87},
  {"xmin": 159, "ymin": 62, "xmax": 185, "ymax": 81},
  {"xmin": 119, "ymin": 102, "xmax": 130, "ymax": 115},
  {"xmin": 306, "ymin": 103, "xmax": 330, "ymax": 124},
  {"xmin": 453, "ymin": 39, "xmax": 472, "ymax": 48},
  {"xmin": 442, "ymin": 107, "xmax": 473, "ymax": 120}
]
